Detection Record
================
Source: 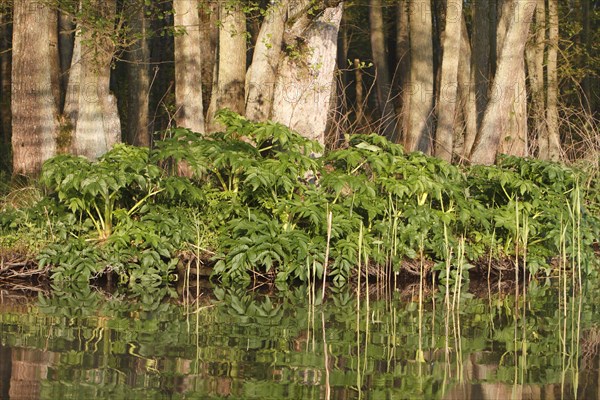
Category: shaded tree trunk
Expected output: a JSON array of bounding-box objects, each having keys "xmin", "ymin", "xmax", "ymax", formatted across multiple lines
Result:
[
  {"xmin": 396, "ymin": 0, "xmax": 410, "ymax": 143},
  {"xmin": 459, "ymin": 17, "xmax": 478, "ymax": 160},
  {"xmin": 470, "ymin": 0, "xmax": 536, "ymax": 165},
  {"xmin": 525, "ymin": 0, "xmax": 547, "ymax": 158},
  {"xmin": 207, "ymin": 2, "xmax": 246, "ymax": 130},
  {"xmin": 245, "ymin": 0, "xmax": 287, "ymax": 122},
  {"xmin": 58, "ymin": 11, "xmax": 75, "ymax": 112},
  {"xmin": 173, "ymin": 0, "xmax": 205, "ymax": 133},
  {"xmin": 126, "ymin": 1, "xmax": 151, "ymax": 146},
  {"xmin": 369, "ymin": 0, "xmax": 396, "ymax": 140},
  {"xmin": 471, "ymin": 0, "xmax": 493, "ymax": 130},
  {"xmin": 199, "ymin": 0, "xmax": 218, "ymax": 117},
  {"xmin": 0, "ymin": 5, "xmax": 12, "ymax": 165},
  {"xmin": 404, "ymin": 0, "xmax": 434, "ymax": 153},
  {"xmin": 546, "ymin": 0, "xmax": 561, "ymax": 160},
  {"xmin": 271, "ymin": 3, "xmax": 344, "ymax": 145},
  {"xmin": 11, "ymin": 0, "xmax": 58, "ymax": 175},
  {"xmin": 434, "ymin": 0, "xmax": 463, "ymax": 162}
]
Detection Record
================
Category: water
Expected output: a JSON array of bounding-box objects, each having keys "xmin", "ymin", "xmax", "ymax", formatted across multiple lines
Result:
[{"xmin": 1, "ymin": 279, "xmax": 599, "ymax": 400}]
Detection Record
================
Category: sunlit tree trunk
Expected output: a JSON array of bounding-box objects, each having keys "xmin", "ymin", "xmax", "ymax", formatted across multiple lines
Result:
[
  {"xmin": 404, "ymin": 0, "xmax": 434, "ymax": 153},
  {"xmin": 546, "ymin": 0, "xmax": 561, "ymax": 160},
  {"xmin": 207, "ymin": 2, "xmax": 246, "ymax": 130},
  {"xmin": 369, "ymin": 0, "xmax": 396, "ymax": 140},
  {"xmin": 271, "ymin": 3, "xmax": 344, "ymax": 145},
  {"xmin": 68, "ymin": 0, "xmax": 120, "ymax": 160},
  {"xmin": 245, "ymin": 0, "xmax": 287, "ymax": 122},
  {"xmin": 496, "ymin": 0, "xmax": 528, "ymax": 157},
  {"xmin": 470, "ymin": 0, "xmax": 536, "ymax": 165},
  {"xmin": 434, "ymin": 0, "xmax": 463, "ymax": 162},
  {"xmin": 173, "ymin": 0, "xmax": 205, "ymax": 134},
  {"xmin": 11, "ymin": 0, "xmax": 58, "ymax": 175},
  {"xmin": 396, "ymin": 0, "xmax": 410, "ymax": 143},
  {"xmin": 126, "ymin": 1, "xmax": 151, "ymax": 146},
  {"xmin": 526, "ymin": 0, "xmax": 547, "ymax": 158}
]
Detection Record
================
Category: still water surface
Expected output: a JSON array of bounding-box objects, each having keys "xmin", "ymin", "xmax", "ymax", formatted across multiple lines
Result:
[{"xmin": 1, "ymin": 280, "xmax": 599, "ymax": 400}]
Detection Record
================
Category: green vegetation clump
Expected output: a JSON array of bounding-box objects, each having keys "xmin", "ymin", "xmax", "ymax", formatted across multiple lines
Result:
[{"xmin": 1, "ymin": 110, "xmax": 598, "ymax": 288}]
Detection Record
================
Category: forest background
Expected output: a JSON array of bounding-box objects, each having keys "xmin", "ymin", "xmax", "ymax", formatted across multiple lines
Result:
[{"xmin": 0, "ymin": 0, "xmax": 598, "ymax": 175}]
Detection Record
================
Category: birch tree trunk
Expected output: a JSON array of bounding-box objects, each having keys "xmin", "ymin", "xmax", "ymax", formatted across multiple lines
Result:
[
  {"xmin": 207, "ymin": 2, "xmax": 246, "ymax": 130},
  {"xmin": 173, "ymin": 0, "xmax": 205, "ymax": 134},
  {"xmin": 68, "ymin": 0, "xmax": 120, "ymax": 160},
  {"xmin": 404, "ymin": 0, "xmax": 434, "ymax": 153},
  {"xmin": 245, "ymin": 0, "xmax": 288, "ymax": 122},
  {"xmin": 470, "ymin": 0, "xmax": 536, "ymax": 165},
  {"xmin": 369, "ymin": 0, "xmax": 396, "ymax": 140},
  {"xmin": 271, "ymin": 3, "xmax": 344, "ymax": 145},
  {"xmin": 11, "ymin": 0, "xmax": 58, "ymax": 175},
  {"xmin": 434, "ymin": 0, "xmax": 463, "ymax": 162},
  {"xmin": 546, "ymin": 0, "xmax": 561, "ymax": 160}
]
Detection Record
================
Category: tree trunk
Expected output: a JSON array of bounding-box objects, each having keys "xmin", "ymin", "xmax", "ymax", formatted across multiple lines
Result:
[
  {"xmin": 546, "ymin": 0, "xmax": 561, "ymax": 161},
  {"xmin": 271, "ymin": 3, "xmax": 344, "ymax": 145},
  {"xmin": 404, "ymin": 0, "xmax": 434, "ymax": 153},
  {"xmin": 434, "ymin": 0, "xmax": 463, "ymax": 162},
  {"xmin": 58, "ymin": 11, "xmax": 75, "ymax": 112},
  {"xmin": 496, "ymin": 0, "xmax": 528, "ymax": 157},
  {"xmin": 0, "ymin": 5, "xmax": 12, "ymax": 164},
  {"xmin": 470, "ymin": 0, "xmax": 536, "ymax": 165},
  {"xmin": 66, "ymin": 0, "xmax": 120, "ymax": 160},
  {"xmin": 11, "ymin": 0, "xmax": 59, "ymax": 175},
  {"xmin": 173, "ymin": 0, "xmax": 205, "ymax": 133},
  {"xmin": 245, "ymin": 0, "xmax": 288, "ymax": 122},
  {"xmin": 369, "ymin": 0, "xmax": 396, "ymax": 140},
  {"xmin": 207, "ymin": 2, "xmax": 246, "ymax": 130},
  {"xmin": 459, "ymin": 17, "xmax": 478, "ymax": 160},
  {"xmin": 199, "ymin": 0, "xmax": 218, "ymax": 117},
  {"xmin": 396, "ymin": 0, "xmax": 410, "ymax": 143},
  {"xmin": 471, "ymin": 0, "xmax": 493, "ymax": 130},
  {"xmin": 126, "ymin": 1, "xmax": 151, "ymax": 146},
  {"xmin": 525, "ymin": 0, "xmax": 547, "ymax": 158}
]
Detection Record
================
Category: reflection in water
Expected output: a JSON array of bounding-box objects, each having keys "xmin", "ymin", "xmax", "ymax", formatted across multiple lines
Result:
[{"xmin": 0, "ymin": 280, "xmax": 599, "ymax": 400}]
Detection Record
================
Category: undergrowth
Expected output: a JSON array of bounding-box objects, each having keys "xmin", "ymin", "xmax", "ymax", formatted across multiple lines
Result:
[{"xmin": 0, "ymin": 110, "xmax": 598, "ymax": 289}]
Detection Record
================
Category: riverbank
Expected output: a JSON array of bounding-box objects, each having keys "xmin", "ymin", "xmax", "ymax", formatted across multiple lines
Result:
[{"xmin": 1, "ymin": 111, "xmax": 599, "ymax": 292}]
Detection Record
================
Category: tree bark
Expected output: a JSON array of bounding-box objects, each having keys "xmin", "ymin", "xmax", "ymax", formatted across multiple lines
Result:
[
  {"xmin": 173, "ymin": 0, "xmax": 205, "ymax": 134},
  {"xmin": 496, "ymin": 0, "xmax": 528, "ymax": 157},
  {"xmin": 58, "ymin": 11, "xmax": 75, "ymax": 113},
  {"xmin": 404, "ymin": 0, "xmax": 434, "ymax": 153},
  {"xmin": 271, "ymin": 3, "xmax": 344, "ymax": 145},
  {"xmin": 11, "ymin": 0, "xmax": 59, "ymax": 175},
  {"xmin": 434, "ymin": 0, "xmax": 463, "ymax": 162},
  {"xmin": 199, "ymin": 0, "xmax": 218, "ymax": 117},
  {"xmin": 546, "ymin": 0, "xmax": 561, "ymax": 161},
  {"xmin": 207, "ymin": 1, "xmax": 246, "ymax": 131},
  {"xmin": 470, "ymin": 0, "xmax": 536, "ymax": 165},
  {"xmin": 525, "ymin": 0, "xmax": 547, "ymax": 158},
  {"xmin": 471, "ymin": 0, "xmax": 493, "ymax": 130},
  {"xmin": 0, "ymin": 5, "xmax": 12, "ymax": 162},
  {"xmin": 459, "ymin": 17, "xmax": 478, "ymax": 159},
  {"xmin": 66, "ymin": 0, "xmax": 120, "ymax": 160},
  {"xmin": 396, "ymin": 0, "xmax": 410, "ymax": 143},
  {"xmin": 245, "ymin": 0, "xmax": 288, "ymax": 122},
  {"xmin": 126, "ymin": 1, "xmax": 151, "ymax": 146},
  {"xmin": 369, "ymin": 0, "xmax": 396, "ymax": 140}
]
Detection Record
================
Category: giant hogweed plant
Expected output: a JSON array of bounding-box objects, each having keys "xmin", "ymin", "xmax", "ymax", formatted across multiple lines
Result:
[{"xmin": 2, "ymin": 110, "xmax": 598, "ymax": 288}]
